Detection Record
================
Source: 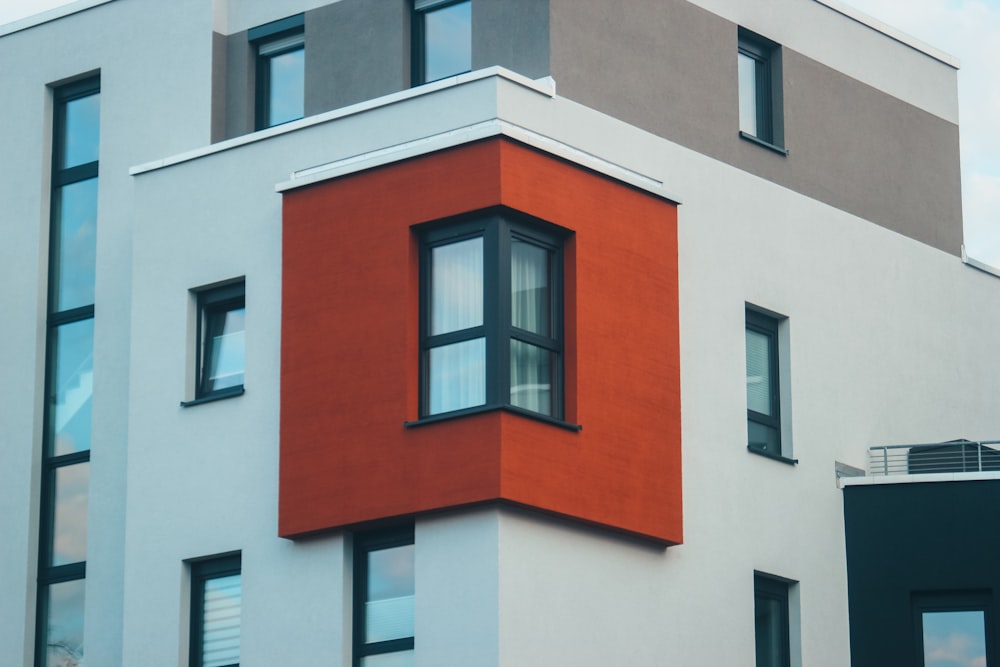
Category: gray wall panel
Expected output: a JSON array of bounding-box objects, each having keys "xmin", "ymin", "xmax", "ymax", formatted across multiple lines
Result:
[
  {"xmin": 474, "ymin": 0, "xmax": 549, "ymax": 80},
  {"xmin": 550, "ymin": 0, "xmax": 963, "ymax": 254},
  {"xmin": 306, "ymin": 0, "xmax": 410, "ymax": 113},
  {"xmin": 222, "ymin": 29, "xmax": 253, "ymax": 139}
]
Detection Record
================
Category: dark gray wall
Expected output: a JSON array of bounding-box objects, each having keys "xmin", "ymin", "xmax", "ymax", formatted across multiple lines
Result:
[
  {"xmin": 549, "ymin": 0, "xmax": 963, "ymax": 255},
  {"xmin": 305, "ymin": 0, "xmax": 410, "ymax": 113},
  {"xmin": 843, "ymin": 481, "xmax": 1000, "ymax": 667},
  {"xmin": 473, "ymin": 0, "xmax": 549, "ymax": 79}
]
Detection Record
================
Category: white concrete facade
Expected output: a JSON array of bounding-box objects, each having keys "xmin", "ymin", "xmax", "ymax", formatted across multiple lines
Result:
[{"xmin": 0, "ymin": 1, "xmax": 988, "ymax": 666}]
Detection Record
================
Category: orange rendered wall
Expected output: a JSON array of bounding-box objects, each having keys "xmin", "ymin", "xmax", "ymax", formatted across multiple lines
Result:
[{"xmin": 280, "ymin": 138, "xmax": 681, "ymax": 543}]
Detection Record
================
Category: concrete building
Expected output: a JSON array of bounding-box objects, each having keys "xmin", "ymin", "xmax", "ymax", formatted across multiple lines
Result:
[{"xmin": 0, "ymin": 1, "xmax": 996, "ymax": 666}]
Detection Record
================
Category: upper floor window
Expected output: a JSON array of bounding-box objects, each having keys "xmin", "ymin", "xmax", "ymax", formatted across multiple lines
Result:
[
  {"xmin": 419, "ymin": 211, "xmax": 564, "ymax": 421},
  {"xmin": 250, "ymin": 14, "xmax": 305, "ymax": 130},
  {"xmin": 413, "ymin": 0, "xmax": 471, "ymax": 85},
  {"xmin": 354, "ymin": 526, "xmax": 415, "ymax": 667},
  {"xmin": 738, "ymin": 28, "xmax": 785, "ymax": 152},
  {"xmin": 190, "ymin": 555, "xmax": 242, "ymax": 667}
]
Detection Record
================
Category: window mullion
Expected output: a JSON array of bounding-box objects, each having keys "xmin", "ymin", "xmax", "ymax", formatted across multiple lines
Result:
[{"xmin": 485, "ymin": 220, "xmax": 505, "ymax": 407}]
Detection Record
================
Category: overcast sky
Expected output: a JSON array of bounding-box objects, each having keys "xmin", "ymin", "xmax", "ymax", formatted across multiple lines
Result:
[{"xmin": 2, "ymin": 0, "xmax": 997, "ymax": 265}]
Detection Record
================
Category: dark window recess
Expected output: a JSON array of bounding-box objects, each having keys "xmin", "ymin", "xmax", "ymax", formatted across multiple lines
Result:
[
  {"xmin": 755, "ymin": 573, "xmax": 792, "ymax": 667},
  {"xmin": 190, "ymin": 555, "xmax": 242, "ymax": 667},
  {"xmin": 412, "ymin": 0, "xmax": 471, "ymax": 85},
  {"xmin": 746, "ymin": 308, "xmax": 782, "ymax": 457},
  {"xmin": 196, "ymin": 282, "xmax": 246, "ymax": 400},
  {"xmin": 250, "ymin": 14, "xmax": 304, "ymax": 130},
  {"xmin": 738, "ymin": 28, "xmax": 784, "ymax": 151},
  {"xmin": 418, "ymin": 209, "xmax": 566, "ymax": 423},
  {"xmin": 354, "ymin": 526, "xmax": 415, "ymax": 667}
]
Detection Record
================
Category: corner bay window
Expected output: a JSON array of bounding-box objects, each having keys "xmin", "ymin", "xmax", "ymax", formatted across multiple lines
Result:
[{"xmin": 419, "ymin": 211, "xmax": 565, "ymax": 421}]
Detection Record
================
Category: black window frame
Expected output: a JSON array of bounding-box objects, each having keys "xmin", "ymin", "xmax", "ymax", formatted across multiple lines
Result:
[
  {"xmin": 249, "ymin": 13, "xmax": 305, "ymax": 131},
  {"xmin": 184, "ymin": 281, "xmax": 246, "ymax": 406},
  {"xmin": 754, "ymin": 572, "xmax": 792, "ymax": 667},
  {"xmin": 746, "ymin": 307, "xmax": 793, "ymax": 463},
  {"xmin": 36, "ymin": 75, "xmax": 101, "ymax": 667},
  {"xmin": 738, "ymin": 28, "xmax": 786, "ymax": 154},
  {"xmin": 353, "ymin": 525, "xmax": 416, "ymax": 667},
  {"xmin": 414, "ymin": 208, "xmax": 570, "ymax": 427},
  {"xmin": 189, "ymin": 554, "xmax": 242, "ymax": 667},
  {"xmin": 411, "ymin": 0, "xmax": 472, "ymax": 86},
  {"xmin": 913, "ymin": 591, "xmax": 996, "ymax": 667}
]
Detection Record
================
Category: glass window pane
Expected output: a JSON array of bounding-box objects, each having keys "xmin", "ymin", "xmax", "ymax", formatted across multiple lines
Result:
[
  {"xmin": 50, "ymin": 462, "xmax": 89, "ymax": 567},
  {"xmin": 202, "ymin": 573, "xmax": 242, "ymax": 667},
  {"xmin": 428, "ymin": 338, "xmax": 485, "ymax": 414},
  {"xmin": 748, "ymin": 420, "xmax": 780, "ymax": 456},
  {"xmin": 203, "ymin": 306, "xmax": 245, "ymax": 393},
  {"xmin": 922, "ymin": 610, "xmax": 988, "ymax": 667},
  {"xmin": 739, "ymin": 52, "xmax": 758, "ymax": 136},
  {"xmin": 366, "ymin": 544, "xmax": 415, "ymax": 644},
  {"xmin": 754, "ymin": 595, "xmax": 783, "ymax": 667},
  {"xmin": 361, "ymin": 650, "xmax": 415, "ymax": 667},
  {"xmin": 51, "ymin": 177, "xmax": 99, "ymax": 312},
  {"xmin": 430, "ymin": 237, "xmax": 483, "ymax": 335},
  {"xmin": 746, "ymin": 328, "xmax": 772, "ymax": 416},
  {"xmin": 511, "ymin": 240, "xmax": 551, "ymax": 336},
  {"xmin": 48, "ymin": 318, "xmax": 94, "ymax": 456},
  {"xmin": 510, "ymin": 340, "xmax": 552, "ymax": 416},
  {"xmin": 60, "ymin": 92, "xmax": 100, "ymax": 169},
  {"xmin": 42, "ymin": 579, "xmax": 85, "ymax": 667},
  {"xmin": 423, "ymin": 0, "xmax": 471, "ymax": 82},
  {"xmin": 267, "ymin": 46, "xmax": 305, "ymax": 127}
]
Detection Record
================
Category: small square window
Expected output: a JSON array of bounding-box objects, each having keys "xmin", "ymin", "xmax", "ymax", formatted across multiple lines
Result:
[
  {"xmin": 739, "ymin": 28, "xmax": 784, "ymax": 152},
  {"xmin": 754, "ymin": 573, "xmax": 792, "ymax": 667},
  {"xmin": 196, "ymin": 282, "xmax": 245, "ymax": 401},
  {"xmin": 354, "ymin": 526, "xmax": 415, "ymax": 667},
  {"xmin": 746, "ymin": 307, "xmax": 791, "ymax": 461},
  {"xmin": 413, "ymin": 0, "xmax": 471, "ymax": 85},
  {"xmin": 250, "ymin": 15, "xmax": 305, "ymax": 130},
  {"xmin": 190, "ymin": 555, "xmax": 242, "ymax": 667},
  {"xmin": 914, "ymin": 592, "xmax": 994, "ymax": 667}
]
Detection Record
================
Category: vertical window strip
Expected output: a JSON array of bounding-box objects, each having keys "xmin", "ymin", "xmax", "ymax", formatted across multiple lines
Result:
[{"xmin": 37, "ymin": 76, "xmax": 100, "ymax": 667}]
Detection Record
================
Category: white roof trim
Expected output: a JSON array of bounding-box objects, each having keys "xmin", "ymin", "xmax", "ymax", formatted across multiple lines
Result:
[
  {"xmin": 812, "ymin": 0, "xmax": 959, "ymax": 69},
  {"xmin": 129, "ymin": 66, "xmax": 555, "ymax": 176},
  {"xmin": 840, "ymin": 471, "xmax": 1000, "ymax": 487},
  {"xmin": 0, "ymin": 0, "xmax": 114, "ymax": 36}
]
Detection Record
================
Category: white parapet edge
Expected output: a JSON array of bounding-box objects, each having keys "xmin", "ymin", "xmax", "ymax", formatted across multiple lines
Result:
[
  {"xmin": 0, "ymin": 0, "xmax": 115, "ymax": 36},
  {"xmin": 840, "ymin": 470, "xmax": 1000, "ymax": 488}
]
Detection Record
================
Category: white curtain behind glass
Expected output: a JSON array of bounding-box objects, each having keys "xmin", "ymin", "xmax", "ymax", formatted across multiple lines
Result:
[{"xmin": 510, "ymin": 240, "xmax": 552, "ymax": 415}]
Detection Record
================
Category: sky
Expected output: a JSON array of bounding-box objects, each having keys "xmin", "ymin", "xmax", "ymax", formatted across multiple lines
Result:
[{"xmin": 1, "ymin": 0, "xmax": 997, "ymax": 265}]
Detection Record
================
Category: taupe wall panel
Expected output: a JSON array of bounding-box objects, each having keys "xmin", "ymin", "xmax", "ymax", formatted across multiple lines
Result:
[
  {"xmin": 550, "ymin": 0, "xmax": 963, "ymax": 254},
  {"xmin": 222, "ymin": 29, "xmax": 253, "ymax": 139},
  {"xmin": 474, "ymin": 0, "xmax": 549, "ymax": 80},
  {"xmin": 307, "ymin": 0, "xmax": 410, "ymax": 113}
]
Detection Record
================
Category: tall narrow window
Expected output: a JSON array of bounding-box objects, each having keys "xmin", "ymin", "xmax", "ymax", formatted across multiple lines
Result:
[
  {"xmin": 419, "ymin": 211, "xmax": 564, "ymax": 421},
  {"xmin": 738, "ymin": 28, "xmax": 784, "ymax": 150},
  {"xmin": 190, "ymin": 555, "xmax": 242, "ymax": 667},
  {"xmin": 37, "ymin": 76, "xmax": 100, "ymax": 667},
  {"xmin": 250, "ymin": 14, "xmax": 304, "ymax": 130},
  {"xmin": 746, "ymin": 307, "xmax": 783, "ymax": 458},
  {"xmin": 754, "ymin": 573, "xmax": 792, "ymax": 667},
  {"xmin": 354, "ymin": 526, "xmax": 415, "ymax": 667},
  {"xmin": 413, "ymin": 0, "xmax": 471, "ymax": 85}
]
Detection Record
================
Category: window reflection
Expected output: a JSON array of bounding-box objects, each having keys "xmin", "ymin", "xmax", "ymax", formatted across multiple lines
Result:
[
  {"xmin": 429, "ymin": 338, "xmax": 485, "ymax": 414},
  {"xmin": 738, "ymin": 52, "xmax": 758, "ymax": 136},
  {"xmin": 201, "ymin": 573, "xmax": 242, "ymax": 667},
  {"xmin": 43, "ymin": 579, "xmax": 85, "ymax": 667},
  {"xmin": 59, "ymin": 93, "xmax": 100, "ymax": 169},
  {"xmin": 431, "ymin": 237, "xmax": 483, "ymax": 335},
  {"xmin": 203, "ymin": 306, "xmax": 246, "ymax": 392},
  {"xmin": 50, "ymin": 463, "xmax": 89, "ymax": 566},
  {"xmin": 922, "ymin": 610, "xmax": 988, "ymax": 667},
  {"xmin": 366, "ymin": 544, "xmax": 415, "ymax": 644},
  {"xmin": 422, "ymin": 0, "xmax": 471, "ymax": 83},
  {"xmin": 51, "ymin": 178, "xmax": 98, "ymax": 312},
  {"xmin": 266, "ymin": 46, "xmax": 304, "ymax": 126},
  {"xmin": 48, "ymin": 318, "xmax": 94, "ymax": 456}
]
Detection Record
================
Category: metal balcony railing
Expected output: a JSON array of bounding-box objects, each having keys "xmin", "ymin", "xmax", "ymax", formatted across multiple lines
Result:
[{"xmin": 868, "ymin": 440, "xmax": 1000, "ymax": 476}]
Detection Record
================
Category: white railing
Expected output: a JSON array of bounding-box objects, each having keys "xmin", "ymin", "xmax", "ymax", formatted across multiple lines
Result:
[{"xmin": 868, "ymin": 440, "xmax": 1000, "ymax": 476}]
